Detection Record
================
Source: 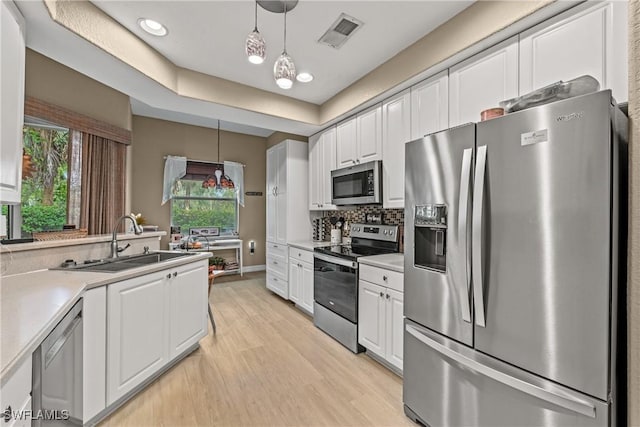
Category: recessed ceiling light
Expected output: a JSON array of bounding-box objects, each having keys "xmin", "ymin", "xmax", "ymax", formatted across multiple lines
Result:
[
  {"xmin": 138, "ymin": 18, "xmax": 168, "ymax": 36},
  {"xmin": 296, "ymin": 72, "xmax": 314, "ymax": 83}
]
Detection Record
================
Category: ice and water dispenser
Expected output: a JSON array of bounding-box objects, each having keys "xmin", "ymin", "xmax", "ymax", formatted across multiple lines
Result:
[{"xmin": 414, "ymin": 204, "xmax": 447, "ymax": 273}]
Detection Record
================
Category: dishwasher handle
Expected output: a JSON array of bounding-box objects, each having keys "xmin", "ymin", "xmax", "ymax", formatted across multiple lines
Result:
[{"xmin": 43, "ymin": 311, "xmax": 82, "ymax": 368}]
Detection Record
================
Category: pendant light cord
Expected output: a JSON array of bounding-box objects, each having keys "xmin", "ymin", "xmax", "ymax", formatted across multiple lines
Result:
[
  {"xmin": 283, "ymin": 5, "xmax": 287, "ymax": 53},
  {"xmin": 254, "ymin": 0, "xmax": 258, "ymax": 32},
  {"xmin": 217, "ymin": 119, "xmax": 220, "ymax": 162}
]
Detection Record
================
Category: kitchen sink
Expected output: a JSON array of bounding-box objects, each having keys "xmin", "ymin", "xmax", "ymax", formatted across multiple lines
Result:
[{"xmin": 51, "ymin": 251, "xmax": 196, "ymax": 272}]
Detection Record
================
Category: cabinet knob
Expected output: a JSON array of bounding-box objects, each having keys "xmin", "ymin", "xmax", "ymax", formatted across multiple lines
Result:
[
  {"xmin": 3, "ymin": 405, "xmax": 11, "ymax": 422},
  {"xmin": 173, "ymin": 272, "xmax": 178, "ymax": 277},
  {"xmin": 383, "ymin": 275, "xmax": 388, "ymax": 281},
  {"xmin": 273, "ymin": 277, "xmax": 278, "ymax": 282},
  {"xmin": 379, "ymin": 291, "xmax": 384, "ymax": 297},
  {"xmin": 273, "ymin": 261, "xmax": 278, "ymax": 265},
  {"xmin": 386, "ymin": 294, "xmax": 390, "ymax": 300},
  {"xmin": 166, "ymin": 274, "xmax": 171, "ymax": 279},
  {"xmin": 298, "ymin": 253, "xmax": 301, "ymax": 257},
  {"xmin": 299, "ymin": 263, "xmax": 303, "ymax": 268}
]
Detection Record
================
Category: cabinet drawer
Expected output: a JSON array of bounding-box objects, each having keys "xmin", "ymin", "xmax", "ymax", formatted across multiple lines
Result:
[
  {"xmin": 266, "ymin": 271, "xmax": 288, "ymax": 299},
  {"xmin": 267, "ymin": 242, "xmax": 287, "ymax": 258},
  {"xmin": 267, "ymin": 254, "xmax": 288, "ymax": 277},
  {"xmin": 0, "ymin": 356, "xmax": 31, "ymax": 426},
  {"xmin": 289, "ymin": 247, "xmax": 314, "ymax": 264},
  {"xmin": 359, "ymin": 264, "xmax": 404, "ymax": 292}
]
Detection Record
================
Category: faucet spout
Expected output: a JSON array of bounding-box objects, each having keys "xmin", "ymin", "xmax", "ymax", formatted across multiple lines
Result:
[{"xmin": 110, "ymin": 214, "xmax": 143, "ymax": 258}]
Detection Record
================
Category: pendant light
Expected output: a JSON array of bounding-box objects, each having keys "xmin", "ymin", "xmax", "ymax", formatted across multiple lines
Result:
[
  {"xmin": 245, "ymin": 1, "xmax": 266, "ymax": 65},
  {"xmin": 273, "ymin": 5, "xmax": 296, "ymax": 89}
]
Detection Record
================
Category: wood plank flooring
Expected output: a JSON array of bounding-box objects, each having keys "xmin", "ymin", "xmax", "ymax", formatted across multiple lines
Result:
[{"xmin": 100, "ymin": 272, "xmax": 413, "ymax": 427}]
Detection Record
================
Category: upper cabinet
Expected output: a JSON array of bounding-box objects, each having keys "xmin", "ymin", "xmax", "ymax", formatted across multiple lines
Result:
[
  {"xmin": 0, "ymin": 1, "xmax": 26, "ymax": 204},
  {"xmin": 449, "ymin": 36, "xmax": 519, "ymax": 127},
  {"xmin": 337, "ymin": 104, "xmax": 382, "ymax": 168},
  {"xmin": 382, "ymin": 90, "xmax": 411, "ymax": 209},
  {"xmin": 309, "ymin": 127, "xmax": 337, "ymax": 211},
  {"xmin": 519, "ymin": 1, "xmax": 628, "ymax": 103},
  {"xmin": 410, "ymin": 70, "xmax": 449, "ymax": 140}
]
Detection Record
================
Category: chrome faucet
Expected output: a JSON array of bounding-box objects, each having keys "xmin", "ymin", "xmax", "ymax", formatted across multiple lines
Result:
[{"xmin": 110, "ymin": 214, "xmax": 143, "ymax": 258}]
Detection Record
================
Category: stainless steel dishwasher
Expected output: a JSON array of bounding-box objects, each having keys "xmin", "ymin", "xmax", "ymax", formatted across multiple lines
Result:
[{"xmin": 32, "ymin": 299, "xmax": 83, "ymax": 426}]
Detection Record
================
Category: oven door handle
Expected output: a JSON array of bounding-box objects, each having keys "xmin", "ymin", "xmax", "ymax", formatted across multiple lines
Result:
[{"xmin": 313, "ymin": 253, "xmax": 358, "ymax": 269}]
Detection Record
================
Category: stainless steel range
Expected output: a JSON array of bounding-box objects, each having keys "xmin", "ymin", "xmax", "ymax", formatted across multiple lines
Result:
[{"xmin": 313, "ymin": 223, "xmax": 400, "ymax": 353}]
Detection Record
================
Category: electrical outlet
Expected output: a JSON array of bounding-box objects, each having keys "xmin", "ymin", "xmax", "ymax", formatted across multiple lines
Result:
[{"xmin": 249, "ymin": 240, "xmax": 255, "ymax": 255}]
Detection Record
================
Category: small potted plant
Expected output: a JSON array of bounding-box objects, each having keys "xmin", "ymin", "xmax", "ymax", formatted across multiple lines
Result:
[{"xmin": 209, "ymin": 256, "xmax": 226, "ymax": 270}]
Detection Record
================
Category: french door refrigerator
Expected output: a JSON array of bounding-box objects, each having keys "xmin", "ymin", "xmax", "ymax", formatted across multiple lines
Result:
[{"xmin": 403, "ymin": 90, "xmax": 627, "ymax": 427}]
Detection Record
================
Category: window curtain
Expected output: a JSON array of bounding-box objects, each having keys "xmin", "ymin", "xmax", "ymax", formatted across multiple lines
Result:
[
  {"xmin": 162, "ymin": 156, "xmax": 187, "ymax": 205},
  {"xmin": 224, "ymin": 161, "xmax": 244, "ymax": 206},
  {"xmin": 80, "ymin": 134, "xmax": 127, "ymax": 234}
]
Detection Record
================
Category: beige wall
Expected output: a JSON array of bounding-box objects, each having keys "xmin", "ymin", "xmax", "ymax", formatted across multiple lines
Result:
[
  {"xmin": 266, "ymin": 131, "xmax": 308, "ymax": 149},
  {"xmin": 628, "ymin": 2, "xmax": 639, "ymax": 425},
  {"xmin": 25, "ymin": 49, "xmax": 132, "ymax": 130},
  {"xmin": 130, "ymin": 116, "xmax": 267, "ymax": 267}
]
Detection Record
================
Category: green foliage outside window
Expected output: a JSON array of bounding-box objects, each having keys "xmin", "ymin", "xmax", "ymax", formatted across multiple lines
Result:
[
  {"xmin": 21, "ymin": 127, "xmax": 69, "ymax": 233},
  {"xmin": 170, "ymin": 179, "xmax": 238, "ymax": 234}
]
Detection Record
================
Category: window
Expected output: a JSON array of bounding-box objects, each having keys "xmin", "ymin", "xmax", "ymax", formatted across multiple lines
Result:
[{"xmin": 170, "ymin": 177, "xmax": 238, "ymax": 237}]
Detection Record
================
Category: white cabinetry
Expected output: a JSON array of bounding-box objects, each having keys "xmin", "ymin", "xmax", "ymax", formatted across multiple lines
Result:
[
  {"xmin": 266, "ymin": 140, "xmax": 310, "ymax": 299},
  {"xmin": 0, "ymin": 1, "xmax": 26, "ymax": 204},
  {"xmin": 107, "ymin": 261, "xmax": 207, "ymax": 404},
  {"xmin": 336, "ymin": 104, "xmax": 382, "ymax": 168},
  {"xmin": 288, "ymin": 247, "xmax": 314, "ymax": 315},
  {"xmin": 382, "ymin": 90, "xmax": 411, "ymax": 209},
  {"xmin": 309, "ymin": 127, "xmax": 337, "ymax": 210},
  {"xmin": 449, "ymin": 36, "xmax": 519, "ymax": 127},
  {"xmin": 358, "ymin": 264, "xmax": 404, "ymax": 372},
  {"xmin": 519, "ymin": 1, "xmax": 628, "ymax": 102},
  {"xmin": 0, "ymin": 357, "xmax": 31, "ymax": 427},
  {"xmin": 410, "ymin": 70, "xmax": 449, "ymax": 140},
  {"xmin": 83, "ymin": 287, "xmax": 107, "ymax": 422}
]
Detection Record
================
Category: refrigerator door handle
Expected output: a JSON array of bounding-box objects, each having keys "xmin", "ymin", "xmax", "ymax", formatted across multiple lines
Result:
[
  {"xmin": 472, "ymin": 145, "xmax": 487, "ymax": 327},
  {"xmin": 457, "ymin": 148, "xmax": 473, "ymax": 323},
  {"xmin": 405, "ymin": 324, "xmax": 597, "ymax": 419}
]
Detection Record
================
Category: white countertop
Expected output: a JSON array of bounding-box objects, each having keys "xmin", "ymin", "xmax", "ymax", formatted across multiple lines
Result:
[
  {"xmin": 0, "ymin": 251, "xmax": 209, "ymax": 385},
  {"xmin": 0, "ymin": 231, "xmax": 166, "ymax": 253},
  {"xmin": 287, "ymin": 240, "xmax": 334, "ymax": 251},
  {"xmin": 358, "ymin": 253, "xmax": 405, "ymax": 273}
]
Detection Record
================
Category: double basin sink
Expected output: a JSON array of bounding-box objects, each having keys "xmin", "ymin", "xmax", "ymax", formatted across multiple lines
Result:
[{"xmin": 52, "ymin": 251, "xmax": 196, "ymax": 273}]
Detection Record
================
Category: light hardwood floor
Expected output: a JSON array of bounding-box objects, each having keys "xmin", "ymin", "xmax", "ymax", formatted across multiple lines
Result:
[{"xmin": 100, "ymin": 272, "xmax": 413, "ymax": 427}]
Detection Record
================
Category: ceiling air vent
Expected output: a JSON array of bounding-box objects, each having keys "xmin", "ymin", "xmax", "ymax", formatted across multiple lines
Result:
[{"xmin": 318, "ymin": 13, "xmax": 363, "ymax": 49}]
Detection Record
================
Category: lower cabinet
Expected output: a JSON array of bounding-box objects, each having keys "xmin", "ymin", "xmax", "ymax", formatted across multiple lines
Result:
[
  {"xmin": 266, "ymin": 242, "xmax": 289, "ymax": 299},
  {"xmin": 0, "ymin": 356, "xmax": 31, "ymax": 427},
  {"xmin": 358, "ymin": 264, "xmax": 404, "ymax": 372},
  {"xmin": 288, "ymin": 247, "xmax": 314, "ymax": 315},
  {"xmin": 106, "ymin": 261, "xmax": 207, "ymax": 404}
]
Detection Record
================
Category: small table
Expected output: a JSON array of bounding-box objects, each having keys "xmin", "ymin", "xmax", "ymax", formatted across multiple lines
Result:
[{"xmin": 172, "ymin": 238, "xmax": 243, "ymax": 276}]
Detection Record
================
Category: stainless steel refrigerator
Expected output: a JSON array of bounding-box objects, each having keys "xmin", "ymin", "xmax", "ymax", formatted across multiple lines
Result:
[{"xmin": 403, "ymin": 90, "xmax": 627, "ymax": 427}]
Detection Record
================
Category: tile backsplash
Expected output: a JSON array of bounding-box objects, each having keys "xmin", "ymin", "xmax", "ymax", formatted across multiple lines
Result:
[{"xmin": 322, "ymin": 206, "xmax": 404, "ymax": 238}]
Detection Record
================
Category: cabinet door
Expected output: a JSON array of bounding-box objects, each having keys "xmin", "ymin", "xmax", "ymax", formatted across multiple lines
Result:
[
  {"xmin": 320, "ymin": 127, "xmax": 337, "ymax": 208},
  {"xmin": 266, "ymin": 148, "xmax": 278, "ymax": 242},
  {"xmin": 288, "ymin": 261, "xmax": 300, "ymax": 303},
  {"xmin": 357, "ymin": 104, "xmax": 382, "ymax": 163},
  {"xmin": 411, "ymin": 70, "xmax": 449, "ymax": 140},
  {"xmin": 83, "ymin": 287, "xmax": 107, "ymax": 422},
  {"xmin": 300, "ymin": 260, "xmax": 314, "ymax": 314},
  {"xmin": 385, "ymin": 288, "xmax": 404, "ymax": 371},
  {"xmin": 382, "ymin": 90, "xmax": 411, "ymax": 209},
  {"xmin": 275, "ymin": 191, "xmax": 288, "ymax": 244},
  {"xmin": 449, "ymin": 36, "xmax": 519, "ymax": 127},
  {"xmin": 336, "ymin": 118, "xmax": 357, "ymax": 168},
  {"xmin": 519, "ymin": 1, "xmax": 627, "ymax": 102},
  {"xmin": 308, "ymin": 133, "xmax": 322, "ymax": 209},
  {"xmin": 358, "ymin": 280, "xmax": 386, "ymax": 358},
  {"xmin": 169, "ymin": 262, "xmax": 208, "ymax": 359},
  {"xmin": 107, "ymin": 271, "xmax": 168, "ymax": 404},
  {"xmin": 0, "ymin": 2, "xmax": 25, "ymax": 204}
]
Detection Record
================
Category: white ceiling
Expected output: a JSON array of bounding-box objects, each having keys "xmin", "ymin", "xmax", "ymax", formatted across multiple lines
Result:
[
  {"xmin": 91, "ymin": 1, "xmax": 472, "ymax": 104},
  {"xmin": 16, "ymin": 0, "xmax": 479, "ymax": 137}
]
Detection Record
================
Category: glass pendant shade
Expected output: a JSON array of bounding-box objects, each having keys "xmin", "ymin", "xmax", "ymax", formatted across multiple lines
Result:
[
  {"xmin": 245, "ymin": 29, "xmax": 266, "ymax": 64},
  {"xmin": 274, "ymin": 51, "xmax": 296, "ymax": 89}
]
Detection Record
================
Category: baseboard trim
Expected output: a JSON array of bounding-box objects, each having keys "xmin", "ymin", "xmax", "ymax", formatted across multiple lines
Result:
[{"xmin": 243, "ymin": 264, "xmax": 266, "ymax": 273}]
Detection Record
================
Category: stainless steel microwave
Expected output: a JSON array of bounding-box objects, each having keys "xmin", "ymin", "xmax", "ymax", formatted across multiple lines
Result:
[{"xmin": 331, "ymin": 160, "xmax": 382, "ymax": 205}]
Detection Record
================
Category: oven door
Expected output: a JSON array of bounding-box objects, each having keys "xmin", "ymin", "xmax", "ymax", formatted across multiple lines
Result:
[{"xmin": 313, "ymin": 253, "xmax": 358, "ymax": 323}]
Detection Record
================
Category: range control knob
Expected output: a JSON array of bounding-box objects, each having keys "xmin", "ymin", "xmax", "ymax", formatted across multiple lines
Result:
[
  {"xmin": 389, "ymin": 230, "xmax": 394, "ymax": 235},
  {"xmin": 383, "ymin": 230, "xmax": 388, "ymax": 235}
]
